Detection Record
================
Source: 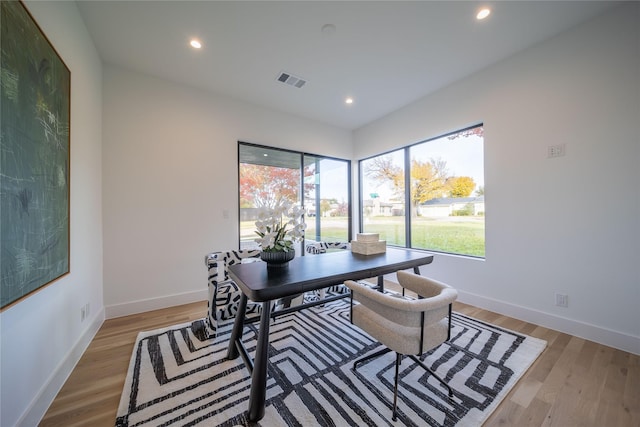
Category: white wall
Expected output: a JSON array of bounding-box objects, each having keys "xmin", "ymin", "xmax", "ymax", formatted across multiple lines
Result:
[
  {"xmin": 1, "ymin": 4, "xmax": 636, "ymax": 425},
  {"xmin": 102, "ymin": 66, "xmax": 352, "ymax": 317},
  {"xmin": 0, "ymin": 2, "xmax": 103, "ymax": 426},
  {"xmin": 354, "ymin": 3, "xmax": 640, "ymax": 354}
]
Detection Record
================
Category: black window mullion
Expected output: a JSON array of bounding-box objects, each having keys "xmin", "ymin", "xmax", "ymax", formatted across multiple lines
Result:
[{"xmin": 404, "ymin": 148, "xmax": 411, "ymax": 248}]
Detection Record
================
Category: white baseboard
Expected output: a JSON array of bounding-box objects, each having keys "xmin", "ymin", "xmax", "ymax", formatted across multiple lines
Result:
[
  {"xmin": 18, "ymin": 290, "xmax": 206, "ymax": 426},
  {"xmin": 18, "ymin": 308, "xmax": 105, "ymax": 427},
  {"xmin": 105, "ymin": 289, "xmax": 207, "ymax": 319},
  {"xmin": 458, "ymin": 290, "xmax": 640, "ymax": 356}
]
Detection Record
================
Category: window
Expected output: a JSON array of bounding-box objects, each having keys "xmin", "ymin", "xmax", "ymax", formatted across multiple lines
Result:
[
  {"xmin": 303, "ymin": 154, "xmax": 351, "ymax": 244},
  {"xmin": 239, "ymin": 142, "xmax": 351, "ymax": 251},
  {"xmin": 360, "ymin": 149, "xmax": 406, "ymax": 246},
  {"xmin": 359, "ymin": 125, "xmax": 484, "ymax": 257}
]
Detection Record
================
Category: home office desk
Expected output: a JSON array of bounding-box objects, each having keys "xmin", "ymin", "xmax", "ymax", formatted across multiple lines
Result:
[{"xmin": 226, "ymin": 247, "xmax": 434, "ymax": 421}]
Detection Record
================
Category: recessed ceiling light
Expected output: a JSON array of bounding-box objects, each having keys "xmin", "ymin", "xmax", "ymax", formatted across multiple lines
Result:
[
  {"xmin": 190, "ymin": 39, "xmax": 202, "ymax": 49},
  {"xmin": 321, "ymin": 24, "xmax": 336, "ymax": 35},
  {"xmin": 476, "ymin": 8, "xmax": 491, "ymax": 20},
  {"xmin": 345, "ymin": 97, "xmax": 354, "ymax": 105}
]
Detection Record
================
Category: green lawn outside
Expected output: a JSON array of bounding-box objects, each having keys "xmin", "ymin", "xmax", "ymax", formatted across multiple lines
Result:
[
  {"xmin": 241, "ymin": 215, "xmax": 485, "ymax": 257},
  {"xmin": 363, "ymin": 216, "xmax": 485, "ymax": 257}
]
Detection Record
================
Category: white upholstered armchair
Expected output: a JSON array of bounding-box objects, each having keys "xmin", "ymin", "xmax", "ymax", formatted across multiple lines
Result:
[{"xmin": 345, "ymin": 270, "xmax": 458, "ymax": 421}]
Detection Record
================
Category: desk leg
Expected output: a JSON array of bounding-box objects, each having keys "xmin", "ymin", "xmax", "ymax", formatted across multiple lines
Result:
[
  {"xmin": 227, "ymin": 293, "xmax": 248, "ymax": 360},
  {"xmin": 378, "ymin": 275, "xmax": 384, "ymax": 292},
  {"xmin": 248, "ymin": 301, "xmax": 271, "ymax": 422}
]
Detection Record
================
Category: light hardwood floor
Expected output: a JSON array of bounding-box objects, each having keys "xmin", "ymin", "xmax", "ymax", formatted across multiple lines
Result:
[{"xmin": 41, "ymin": 300, "xmax": 639, "ymax": 426}]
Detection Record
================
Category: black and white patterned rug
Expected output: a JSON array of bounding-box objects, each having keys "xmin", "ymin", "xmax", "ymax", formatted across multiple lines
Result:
[{"xmin": 116, "ymin": 301, "xmax": 546, "ymax": 426}]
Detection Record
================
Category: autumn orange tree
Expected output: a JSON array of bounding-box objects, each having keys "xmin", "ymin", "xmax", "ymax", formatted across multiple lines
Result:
[
  {"xmin": 447, "ymin": 126, "xmax": 484, "ymax": 140},
  {"xmin": 240, "ymin": 164, "xmax": 314, "ymax": 208},
  {"xmin": 364, "ymin": 156, "xmax": 451, "ymax": 208},
  {"xmin": 240, "ymin": 164, "xmax": 298, "ymax": 208},
  {"xmin": 447, "ymin": 176, "xmax": 476, "ymax": 198},
  {"xmin": 410, "ymin": 158, "xmax": 450, "ymax": 204},
  {"xmin": 364, "ymin": 155, "xmax": 404, "ymax": 196}
]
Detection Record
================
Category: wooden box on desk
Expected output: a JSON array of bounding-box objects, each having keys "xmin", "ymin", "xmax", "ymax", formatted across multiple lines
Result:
[
  {"xmin": 351, "ymin": 240, "xmax": 387, "ymax": 255},
  {"xmin": 356, "ymin": 233, "xmax": 379, "ymax": 243}
]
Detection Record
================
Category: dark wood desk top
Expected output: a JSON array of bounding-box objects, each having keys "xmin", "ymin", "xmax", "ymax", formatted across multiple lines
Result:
[{"xmin": 228, "ymin": 247, "xmax": 434, "ymax": 302}]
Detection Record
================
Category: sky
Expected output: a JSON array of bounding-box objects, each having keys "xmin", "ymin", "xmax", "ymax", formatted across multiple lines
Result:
[{"xmin": 361, "ymin": 133, "xmax": 485, "ymax": 201}]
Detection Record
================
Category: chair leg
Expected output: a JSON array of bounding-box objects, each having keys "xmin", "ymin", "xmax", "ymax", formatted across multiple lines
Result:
[
  {"xmin": 408, "ymin": 355, "xmax": 454, "ymax": 397},
  {"xmin": 353, "ymin": 347, "xmax": 392, "ymax": 369},
  {"xmin": 392, "ymin": 352, "xmax": 402, "ymax": 421}
]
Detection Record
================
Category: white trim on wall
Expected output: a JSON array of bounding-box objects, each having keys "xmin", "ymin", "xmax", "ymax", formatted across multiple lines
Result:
[
  {"xmin": 457, "ymin": 290, "xmax": 640, "ymax": 356},
  {"xmin": 105, "ymin": 289, "xmax": 208, "ymax": 319},
  {"xmin": 17, "ymin": 311, "xmax": 104, "ymax": 427}
]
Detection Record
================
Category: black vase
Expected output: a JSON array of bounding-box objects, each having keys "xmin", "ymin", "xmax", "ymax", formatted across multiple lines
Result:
[{"xmin": 260, "ymin": 250, "xmax": 295, "ymax": 268}]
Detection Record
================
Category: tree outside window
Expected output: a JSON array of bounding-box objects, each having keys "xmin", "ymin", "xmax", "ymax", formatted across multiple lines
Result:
[{"xmin": 239, "ymin": 143, "xmax": 351, "ymax": 250}]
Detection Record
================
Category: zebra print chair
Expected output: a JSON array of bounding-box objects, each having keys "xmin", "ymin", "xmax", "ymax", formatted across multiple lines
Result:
[
  {"xmin": 205, "ymin": 249, "xmax": 316, "ymax": 338},
  {"xmin": 204, "ymin": 250, "xmax": 262, "ymax": 339},
  {"xmin": 305, "ymin": 240, "xmax": 350, "ymax": 255},
  {"xmin": 304, "ymin": 240, "xmax": 352, "ymax": 300}
]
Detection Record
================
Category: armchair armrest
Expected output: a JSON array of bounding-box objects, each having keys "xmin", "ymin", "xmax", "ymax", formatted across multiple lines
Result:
[
  {"xmin": 397, "ymin": 270, "xmax": 457, "ymax": 300},
  {"xmin": 346, "ymin": 279, "xmax": 457, "ymax": 312}
]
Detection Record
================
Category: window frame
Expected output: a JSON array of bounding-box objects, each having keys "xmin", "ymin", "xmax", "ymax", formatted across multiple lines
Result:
[
  {"xmin": 358, "ymin": 124, "xmax": 484, "ymax": 258},
  {"xmin": 238, "ymin": 141, "xmax": 352, "ymax": 251}
]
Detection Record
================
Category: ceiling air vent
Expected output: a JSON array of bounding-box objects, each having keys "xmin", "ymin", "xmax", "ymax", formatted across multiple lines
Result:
[{"xmin": 276, "ymin": 72, "xmax": 307, "ymax": 89}]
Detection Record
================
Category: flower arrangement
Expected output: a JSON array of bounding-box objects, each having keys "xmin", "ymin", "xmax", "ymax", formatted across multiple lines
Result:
[{"xmin": 254, "ymin": 202, "xmax": 306, "ymax": 253}]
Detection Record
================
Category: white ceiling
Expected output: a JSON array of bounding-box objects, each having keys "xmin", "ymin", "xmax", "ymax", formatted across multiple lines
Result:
[{"xmin": 77, "ymin": 1, "xmax": 618, "ymax": 130}]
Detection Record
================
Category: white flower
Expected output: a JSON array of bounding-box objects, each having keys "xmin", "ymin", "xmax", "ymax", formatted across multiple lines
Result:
[
  {"xmin": 254, "ymin": 202, "xmax": 306, "ymax": 252},
  {"xmin": 290, "ymin": 205, "xmax": 304, "ymax": 217}
]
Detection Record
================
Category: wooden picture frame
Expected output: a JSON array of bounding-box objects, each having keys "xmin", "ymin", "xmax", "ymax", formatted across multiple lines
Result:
[{"xmin": 1, "ymin": 1, "xmax": 71, "ymax": 309}]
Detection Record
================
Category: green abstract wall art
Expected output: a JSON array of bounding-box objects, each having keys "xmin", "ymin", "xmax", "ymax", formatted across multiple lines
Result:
[{"xmin": 1, "ymin": 1, "xmax": 70, "ymax": 308}]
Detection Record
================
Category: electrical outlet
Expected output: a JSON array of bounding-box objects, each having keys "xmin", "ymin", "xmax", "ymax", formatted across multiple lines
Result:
[
  {"xmin": 555, "ymin": 293, "xmax": 568, "ymax": 308},
  {"xmin": 547, "ymin": 144, "xmax": 566, "ymax": 158},
  {"xmin": 80, "ymin": 303, "xmax": 90, "ymax": 322}
]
